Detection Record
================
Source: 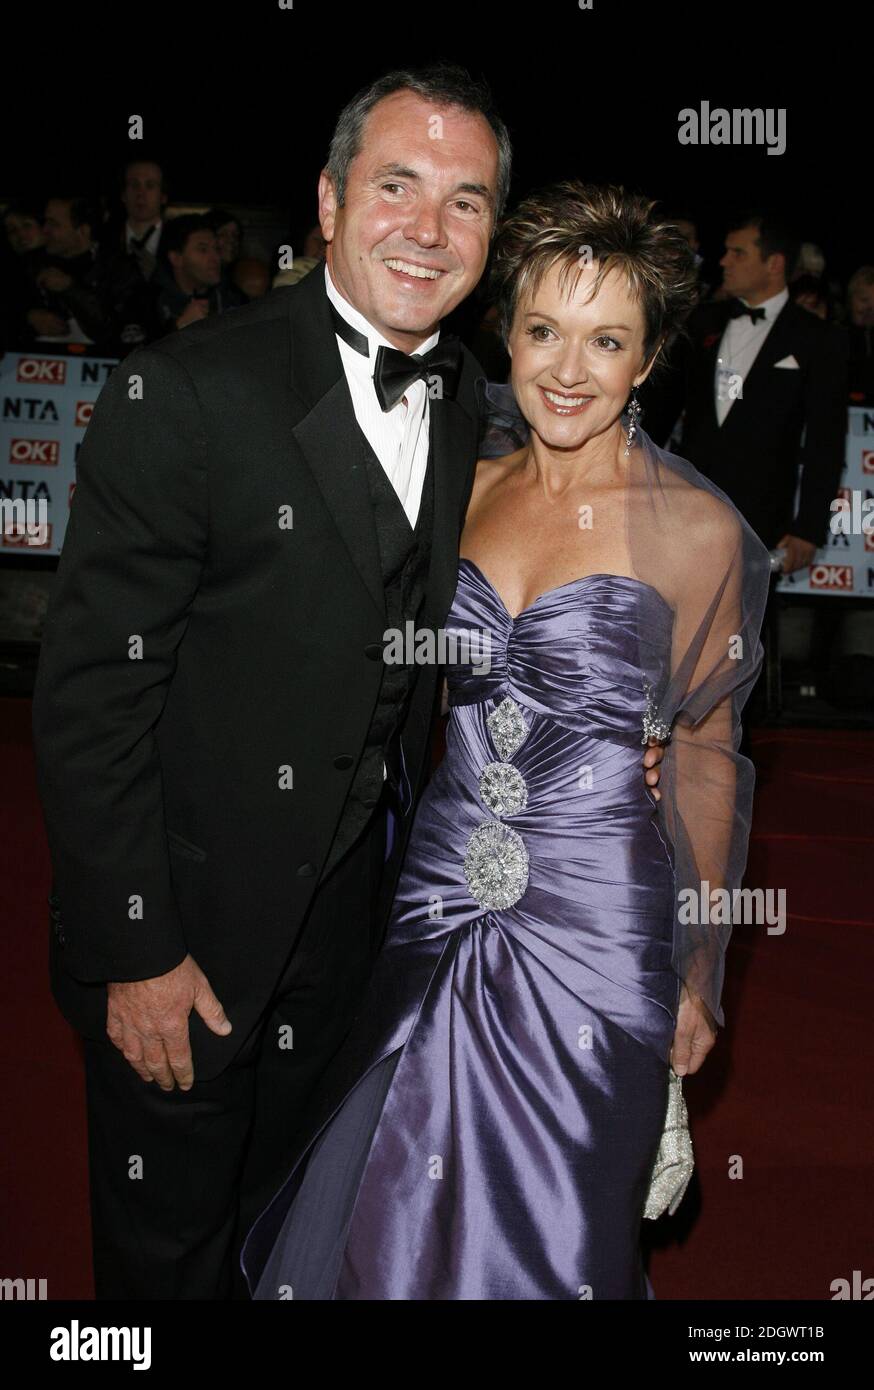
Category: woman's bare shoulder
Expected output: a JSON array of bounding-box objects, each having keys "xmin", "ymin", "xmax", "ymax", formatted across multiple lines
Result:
[{"xmin": 662, "ymin": 476, "xmax": 743, "ymax": 553}]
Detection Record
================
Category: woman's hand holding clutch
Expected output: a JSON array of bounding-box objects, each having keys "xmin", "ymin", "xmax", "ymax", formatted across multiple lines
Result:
[{"xmin": 670, "ymin": 983, "xmax": 718, "ymax": 1076}]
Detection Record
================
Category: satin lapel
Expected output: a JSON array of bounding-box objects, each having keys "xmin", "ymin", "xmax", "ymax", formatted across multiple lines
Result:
[
  {"xmin": 424, "ymin": 393, "xmax": 477, "ymax": 629},
  {"xmin": 287, "ymin": 266, "xmax": 384, "ymax": 618},
  {"xmin": 700, "ymin": 304, "xmax": 733, "ymax": 432},
  {"xmin": 292, "ymin": 380, "xmax": 385, "ymax": 616}
]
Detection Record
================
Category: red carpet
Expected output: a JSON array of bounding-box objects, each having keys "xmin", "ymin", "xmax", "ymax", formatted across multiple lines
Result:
[
  {"xmin": 2, "ymin": 696, "xmax": 872, "ymax": 1300},
  {"xmin": 647, "ymin": 728, "xmax": 874, "ymax": 1298}
]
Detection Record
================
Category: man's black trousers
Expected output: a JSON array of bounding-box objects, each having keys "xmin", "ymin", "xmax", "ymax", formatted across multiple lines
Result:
[{"xmin": 82, "ymin": 793, "xmax": 392, "ymax": 1300}]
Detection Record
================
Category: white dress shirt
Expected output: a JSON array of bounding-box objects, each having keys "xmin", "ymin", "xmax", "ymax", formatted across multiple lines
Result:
[
  {"xmin": 324, "ymin": 263, "xmax": 441, "ymax": 782},
  {"xmin": 715, "ymin": 286, "xmax": 789, "ymax": 425},
  {"xmin": 324, "ymin": 263, "xmax": 439, "ymax": 527}
]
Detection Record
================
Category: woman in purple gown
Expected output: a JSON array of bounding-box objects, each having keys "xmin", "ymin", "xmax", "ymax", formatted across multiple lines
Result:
[{"xmin": 241, "ymin": 182, "xmax": 771, "ymax": 1300}]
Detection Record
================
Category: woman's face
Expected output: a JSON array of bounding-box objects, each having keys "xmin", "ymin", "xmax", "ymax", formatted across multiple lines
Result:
[{"xmin": 508, "ymin": 258, "xmax": 653, "ymax": 451}]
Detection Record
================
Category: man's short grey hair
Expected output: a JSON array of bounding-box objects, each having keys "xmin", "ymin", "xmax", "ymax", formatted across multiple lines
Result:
[{"xmin": 325, "ymin": 62, "xmax": 512, "ymax": 230}]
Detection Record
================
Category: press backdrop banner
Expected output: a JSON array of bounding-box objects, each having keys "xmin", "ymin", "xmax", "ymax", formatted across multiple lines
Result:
[
  {"xmin": 776, "ymin": 405, "xmax": 874, "ymax": 599},
  {"xmin": 1, "ymin": 349, "xmax": 119, "ymax": 557}
]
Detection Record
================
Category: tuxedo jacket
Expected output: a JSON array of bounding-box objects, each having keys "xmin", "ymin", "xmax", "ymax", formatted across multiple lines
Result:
[
  {"xmin": 31, "ymin": 264, "xmax": 482, "ymax": 1081},
  {"xmin": 639, "ymin": 298, "xmax": 849, "ymax": 548}
]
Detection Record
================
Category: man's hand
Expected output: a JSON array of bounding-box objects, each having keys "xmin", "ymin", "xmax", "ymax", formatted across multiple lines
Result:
[
  {"xmin": 176, "ymin": 298, "xmax": 209, "ymax": 329},
  {"xmin": 643, "ymin": 736, "xmax": 665, "ymax": 801},
  {"xmin": 27, "ymin": 308, "xmax": 69, "ymax": 336},
  {"xmin": 670, "ymin": 984, "xmax": 718, "ymax": 1076},
  {"xmin": 36, "ymin": 266, "xmax": 74, "ymax": 294},
  {"xmin": 106, "ymin": 953, "xmax": 232, "ymax": 1092},
  {"xmin": 775, "ymin": 533, "xmax": 816, "ymax": 574}
]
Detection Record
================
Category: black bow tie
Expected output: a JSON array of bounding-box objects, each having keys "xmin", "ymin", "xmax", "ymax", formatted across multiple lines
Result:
[
  {"xmin": 728, "ymin": 298, "xmax": 766, "ymax": 324},
  {"xmin": 329, "ymin": 301, "xmax": 462, "ymax": 411}
]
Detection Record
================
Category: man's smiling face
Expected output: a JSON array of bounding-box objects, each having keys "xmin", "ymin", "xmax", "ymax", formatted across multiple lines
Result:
[{"xmin": 319, "ymin": 89, "xmax": 499, "ymax": 352}]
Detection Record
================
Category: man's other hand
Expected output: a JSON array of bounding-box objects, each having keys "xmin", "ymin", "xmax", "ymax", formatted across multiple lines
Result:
[
  {"xmin": 27, "ymin": 308, "xmax": 69, "ymax": 336},
  {"xmin": 106, "ymin": 954, "xmax": 232, "ymax": 1092},
  {"xmin": 776, "ymin": 533, "xmax": 816, "ymax": 574},
  {"xmin": 176, "ymin": 299, "xmax": 209, "ymax": 329}
]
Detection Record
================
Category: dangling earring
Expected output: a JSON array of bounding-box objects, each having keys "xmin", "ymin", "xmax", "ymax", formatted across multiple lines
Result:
[{"xmin": 625, "ymin": 386, "xmax": 642, "ymax": 456}]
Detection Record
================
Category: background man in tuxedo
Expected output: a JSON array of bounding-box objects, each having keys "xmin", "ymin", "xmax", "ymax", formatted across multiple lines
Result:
[
  {"xmin": 32, "ymin": 64, "xmax": 664, "ymax": 1300},
  {"xmin": 118, "ymin": 157, "xmax": 168, "ymax": 279},
  {"xmin": 641, "ymin": 211, "xmax": 849, "ymax": 569},
  {"xmin": 98, "ymin": 157, "xmax": 170, "ymax": 352}
]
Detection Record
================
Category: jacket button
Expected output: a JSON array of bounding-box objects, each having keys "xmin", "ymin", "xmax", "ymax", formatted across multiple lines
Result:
[
  {"xmin": 364, "ymin": 643, "xmax": 384, "ymax": 661},
  {"xmin": 296, "ymin": 862, "xmax": 316, "ymax": 877},
  {"xmin": 333, "ymin": 754, "xmax": 354, "ymax": 770},
  {"xmin": 57, "ymin": 931, "xmax": 67, "ymax": 948}
]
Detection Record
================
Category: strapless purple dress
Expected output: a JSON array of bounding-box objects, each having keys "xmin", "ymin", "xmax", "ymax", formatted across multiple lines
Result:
[{"xmin": 242, "ymin": 560, "xmax": 681, "ymax": 1300}]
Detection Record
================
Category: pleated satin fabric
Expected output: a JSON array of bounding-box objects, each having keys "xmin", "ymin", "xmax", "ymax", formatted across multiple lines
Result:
[{"xmin": 243, "ymin": 563, "xmax": 683, "ymax": 1299}]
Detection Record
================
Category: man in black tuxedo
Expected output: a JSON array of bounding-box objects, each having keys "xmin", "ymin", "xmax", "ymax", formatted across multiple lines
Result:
[
  {"xmin": 641, "ymin": 211, "xmax": 849, "ymax": 569},
  {"xmin": 32, "ymin": 64, "xmax": 665, "ymax": 1300},
  {"xmin": 98, "ymin": 157, "xmax": 170, "ymax": 353}
]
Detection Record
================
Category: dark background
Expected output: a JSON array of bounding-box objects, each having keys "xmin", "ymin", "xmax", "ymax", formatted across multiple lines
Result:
[{"xmin": 4, "ymin": 0, "xmax": 867, "ymax": 287}]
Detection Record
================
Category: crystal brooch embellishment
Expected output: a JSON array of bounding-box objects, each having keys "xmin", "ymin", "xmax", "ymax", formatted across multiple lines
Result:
[
  {"xmin": 641, "ymin": 678, "xmax": 672, "ymax": 745},
  {"xmin": 479, "ymin": 761, "xmax": 528, "ymax": 817},
  {"xmin": 463, "ymin": 696, "xmax": 531, "ymax": 910},
  {"xmin": 463, "ymin": 822, "xmax": 530, "ymax": 912},
  {"xmin": 486, "ymin": 695, "xmax": 530, "ymax": 760}
]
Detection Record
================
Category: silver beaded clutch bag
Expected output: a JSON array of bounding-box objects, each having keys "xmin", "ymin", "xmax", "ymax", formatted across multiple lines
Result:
[{"xmin": 643, "ymin": 1066, "xmax": 694, "ymax": 1220}]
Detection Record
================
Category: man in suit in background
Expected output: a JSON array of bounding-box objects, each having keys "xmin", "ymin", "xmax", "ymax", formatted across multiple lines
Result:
[
  {"xmin": 96, "ymin": 158, "xmax": 170, "ymax": 354},
  {"xmin": 641, "ymin": 210, "xmax": 848, "ymax": 568}
]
